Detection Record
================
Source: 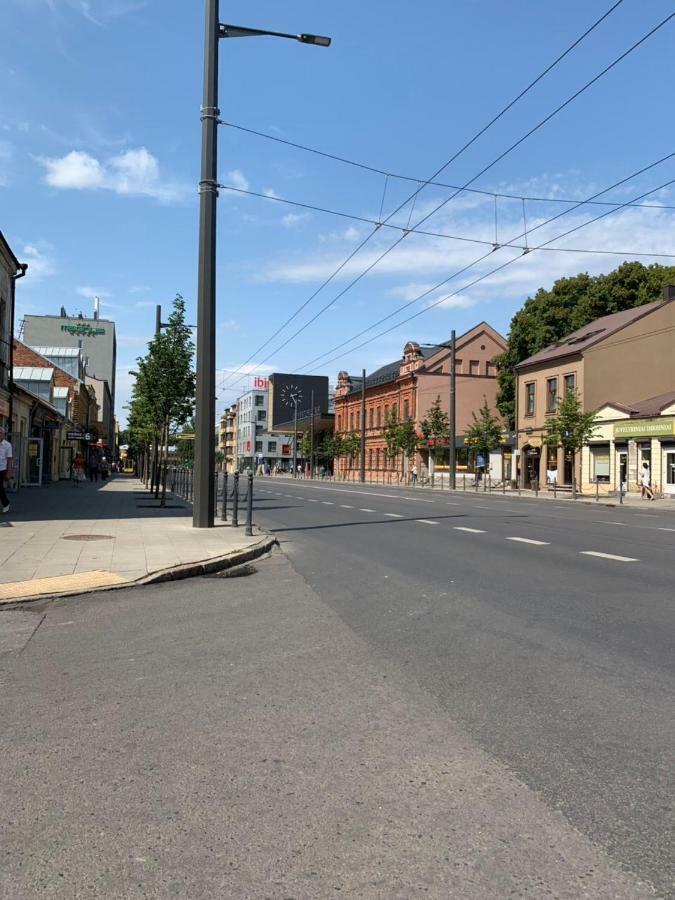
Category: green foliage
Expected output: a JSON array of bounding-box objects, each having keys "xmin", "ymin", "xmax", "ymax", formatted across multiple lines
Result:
[
  {"xmin": 494, "ymin": 262, "xmax": 675, "ymax": 427},
  {"xmin": 544, "ymin": 388, "xmax": 598, "ymax": 452},
  {"xmin": 383, "ymin": 408, "xmax": 419, "ymax": 462},
  {"xmin": 398, "ymin": 417, "xmax": 420, "ymax": 458},
  {"xmin": 127, "ymin": 294, "xmax": 195, "ymax": 447},
  {"xmin": 465, "ymin": 399, "xmax": 503, "ymax": 454},
  {"xmin": 419, "ymin": 395, "xmax": 449, "ymax": 461},
  {"xmin": 340, "ymin": 431, "xmax": 362, "ymax": 459},
  {"xmin": 382, "ymin": 407, "xmax": 400, "ymax": 459}
]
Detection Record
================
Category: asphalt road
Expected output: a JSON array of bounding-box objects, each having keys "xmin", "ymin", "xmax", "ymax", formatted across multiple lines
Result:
[
  {"xmin": 252, "ymin": 478, "xmax": 675, "ymax": 898},
  {"xmin": 0, "ymin": 481, "xmax": 672, "ymax": 898}
]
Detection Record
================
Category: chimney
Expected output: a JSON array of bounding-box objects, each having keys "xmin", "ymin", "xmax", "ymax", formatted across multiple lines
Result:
[
  {"xmin": 662, "ymin": 284, "xmax": 675, "ymax": 302},
  {"xmin": 93, "ymin": 296, "xmax": 100, "ymax": 320}
]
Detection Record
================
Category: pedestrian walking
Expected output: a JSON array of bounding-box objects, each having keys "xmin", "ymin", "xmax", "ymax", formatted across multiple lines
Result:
[
  {"xmin": 640, "ymin": 462, "xmax": 654, "ymax": 500},
  {"xmin": 72, "ymin": 452, "xmax": 86, "ymax": 487},
  {"xmin": 88, "ymin": 447, "xmax": 100, "ymax": 482},
  {"xmin": 0, "ymin": 426, "xmax": 13, "ymax": 513},
  {"xmin": 411, "ymin": 464, "xmax": 418, "ymax": 485}
]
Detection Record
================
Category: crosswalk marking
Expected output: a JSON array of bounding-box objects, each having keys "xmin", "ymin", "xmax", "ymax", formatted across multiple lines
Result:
[
  {"xmin": 580, "ymin": 551, "xmax": 638, "ymax": 562},
  {"xmin": 453, "ymin": 526, "xmax": 486, "ymax": 534},
  {"xmin": 506, "ymin": 537, "xmax": 550, "ymax": 546}
]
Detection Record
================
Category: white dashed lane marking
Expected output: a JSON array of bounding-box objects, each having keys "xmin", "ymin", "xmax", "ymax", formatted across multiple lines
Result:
[
  {"xmin": 321, "ymin": 501, "xmax": 334, "ymax": 505},
  {"xmin": 307, "ymin": 499, "xmax": 319, "ymax": 502},
  {"xmin": 506, "ymin": 537, "xmax": 550, "ymax": 546},
  {"xmin": 384, "ymin": 512, "xmax": 404, "ymax": 518},
  {"xmin": 417, "ymin": 519, "xmax": 439, "ymax": 526},
  {"xmin": 359, "ymin": 508, "xmax": 377, "ymax": 513},
  {"xmin": 339, "ymin": 505, "xmax": 354, "ymax": 509},
  {"xmin": 595, "ymin": 521, "xmax": 629, "ymax": 527},
  {"xmin": 580, "ymin": 551, "xmax": 639, "ymax": 562},
  {"xmin": 658, "ymin": 527, "xmax": 675, "ymax": 532},
  {"xmin": 454, "ymin": 526, "xmax": 486, "ymax": 534}
]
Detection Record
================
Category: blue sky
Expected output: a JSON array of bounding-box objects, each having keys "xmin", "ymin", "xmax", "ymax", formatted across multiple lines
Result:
[{"xmin": 3, "ymin": 0, "xmax": 675, "ymax": 424}]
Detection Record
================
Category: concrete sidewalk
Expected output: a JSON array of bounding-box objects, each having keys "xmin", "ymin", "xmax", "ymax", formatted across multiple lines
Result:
[{"xmin": 0, "ymin": 475, "xmax": 267, "ymax": 603}]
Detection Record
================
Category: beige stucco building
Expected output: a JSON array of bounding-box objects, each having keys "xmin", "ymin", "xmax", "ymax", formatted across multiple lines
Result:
[{"xmin": 515, "ymin": 287, "xmax": 675, "ymax": 491}]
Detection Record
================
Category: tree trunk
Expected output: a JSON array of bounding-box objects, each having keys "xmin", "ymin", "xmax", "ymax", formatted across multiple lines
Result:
[{"xmin": 160, "ymin": 420, "xmax": 169, "ymax": 507}]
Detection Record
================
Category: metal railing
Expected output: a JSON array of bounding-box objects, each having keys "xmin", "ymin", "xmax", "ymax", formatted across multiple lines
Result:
[{"xmin": 166, "ymin": 466, "xmax": 254, "ymax": 534}]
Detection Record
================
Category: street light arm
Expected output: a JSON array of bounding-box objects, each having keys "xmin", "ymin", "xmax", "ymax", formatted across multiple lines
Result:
[{"xmin": 219, "ymin": 23, "xmax": 331, "ymax": 46}]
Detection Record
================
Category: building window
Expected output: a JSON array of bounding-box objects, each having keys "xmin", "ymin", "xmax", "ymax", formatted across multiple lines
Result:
[
  {"xmin": 455, "ymin": 358, "xmax": 463, "ymax": 374},
  {"xmin": 257, "ymin": 409, "xmax": 266, "ymax": 421},
  {"xmin": 392, "ymin": 403, "xmax": 398, "ymax": 420},
  {"xmin": 487, "ymin": 362, "xmax": 497, "ymax": 377},
  {"xmin": 376, "ymin": 407, "xmax": 381, "ymax": 428},
  {"xmin": 255, "ymin": 441, "xmax": 263, "ymax": 453},
  {"xmin": 369, "ymin": 407, "xmax": 374, "ymax": 429},
  {"xmin": 356, "ymin": 411, "xmax": 360, "ymax": 430},
  {"xmin": 592, "ymin": 446, "xmax": 610, "ymax": 483},
  {"xmin": 337, "ymin": 414, "xmax": 342, "ymax": 431},
  {"xmin": 255, "ymin": 394, "xmax": 264, "ymax": 407},
  {"xmin": 546, "ymin": 377, "xmax": 558, "ymax": 413},
  {"xmin": 267, "ymin": 441, "xmax": 277, "ymax": 453},
  {"xmin": 384, "ymin": 404, "xmax": 389, "ymax": 422},
  {"xmin": 375, "ymin": 448, "xmax": 380, "ymax": 468},
  {"xmin": 469, "ymin": 360, "xmax": 480, "ymax": 376},
  {"xmin": 256, "ymin": 424, "xmax": 264, "ymax": 435},
  {"xmin": 564, "ymin": 373, "xmax": 576, "ymax": 395},
  {"xmin": 525, "ymin": 382, "xmax": 535, "ymax": 416},
  {"xmin": 403, "ymin": 399, "xmax": 410, "ymax": 420},
  {"xmin": 368, "ymin": 448, "xmax": 373, "ymax": 468},
  {"xmin": 350, "ymin": 412, "xmax": 354, "ymax": 431}
]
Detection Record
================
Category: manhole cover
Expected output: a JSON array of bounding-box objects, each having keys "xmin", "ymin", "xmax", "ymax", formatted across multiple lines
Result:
[{"xmin": 62, "ymin": 534, "xmax": 114, "ymax": 542}]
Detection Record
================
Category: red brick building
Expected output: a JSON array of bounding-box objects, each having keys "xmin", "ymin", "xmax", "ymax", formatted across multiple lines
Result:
[{"xmin": 334, "ymin": 323, "xmax": 506, "ymax": 480}]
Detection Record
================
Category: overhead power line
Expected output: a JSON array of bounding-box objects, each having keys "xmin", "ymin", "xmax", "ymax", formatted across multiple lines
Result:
[
  {"xmin": 216, "ymin": 0, "xmax": 626, "ymax": 397},
  {"xmin": 295, "ymin": 150, "xmax": 675, "ymax": 371},
  {"xmin": 303, "ymin": 171, "xmax": 675, "ymax": 373},
  {"xmin": 220, "ymin": 182, "xmax": 675, "ymax": 257},
  {"xmin": 222, "ymin": 120, "xmax": 675, "ymax": 213}
]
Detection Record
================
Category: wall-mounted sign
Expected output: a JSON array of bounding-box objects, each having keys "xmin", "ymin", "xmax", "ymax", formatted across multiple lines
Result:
[
  {"xmin": 253, "ymin": 376, "xmax": 268, "ymax": 389},
  {"xmin": 613, "ymin": 418, "xmax": 675, "ymax": 439},
  {"xmin": 67, "ymin": 431, "xmax": 84, "ymax": 440},
  {"xmin": 61, "ymin": 324, "xmax": 105, "ymax": 337}
]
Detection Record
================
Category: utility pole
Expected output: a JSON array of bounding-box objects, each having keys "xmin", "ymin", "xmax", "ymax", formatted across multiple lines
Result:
[
  {"xmin": 155, "ymin": 304, "xmax": 162, "ymax": 339},
  {"xmin": 193, "ymin": 0, "xmax": 219, "ymax": 528},
  {"xmin": 309, "ymin": 389, "xmax": 315, "ymax": 479},
  {"xmin": 449, "ymin": 329, "xmax": 456, "ymax": 490},
  {"xmin": 292, "ymin": 398, "xmax": 299, "ymax": 477},
  {"xmin": 360, "ymin": 368, "xmax": 366, "ymax": 483}
]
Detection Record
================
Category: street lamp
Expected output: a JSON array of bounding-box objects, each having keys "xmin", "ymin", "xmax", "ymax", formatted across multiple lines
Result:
[
  {"xmin": 289, "ymin": 392, "xmax": 301, "ymax": 477},
  {"xmin": 193, "ymin": 2, "xmax": 331, "ymax": 528}
]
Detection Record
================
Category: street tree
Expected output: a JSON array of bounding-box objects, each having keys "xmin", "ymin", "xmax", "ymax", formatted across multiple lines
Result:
[
  {"xmin": 544, "ymin": 388, "xmax": 598, "ymax": 497},
  {"xmin": 465, "ymin": 399, "xmax": 503, "ymax": 488},
  {"xmin": 419, "ymin": 395, "xmax": 449, "ymax": 471},
  {"xmin": 129, "ymin": 295, "xmax": 195, "ymax": 504},
  {"xmin": 383, "ymin": 407, "xmax": 400, "ymax": 460},
  {"xmin": 494, "ymin": 261, "xmax": 675, "ymax": 427}
]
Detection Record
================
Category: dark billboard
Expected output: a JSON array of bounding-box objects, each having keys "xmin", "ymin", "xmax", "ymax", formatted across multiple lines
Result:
[{"xmin": 269, "ymin": 374, "xmax": 329, "ymax": 431}]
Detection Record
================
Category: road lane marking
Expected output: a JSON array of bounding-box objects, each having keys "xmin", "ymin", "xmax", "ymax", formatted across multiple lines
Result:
[
  {"xmin": 359, "ymin": 508, "xmax": 377, "ymax": 513},
  {"xmin": 321, "ymin": 501, "xmax": 334, "ymax": 505},
  {"xmin": 384, "ymin": 512, "xmax": 404, "ymax": 518},
  {"xmin": 276, "ymin": 484, "xmax": 434, "ymax": 503},
  {"xmin": 658, "ymin": 527, "xmax": 675, "ymax": 532},
  {"xmin": 636, "ymin": 514, "xmax": 658, "ymax": 518},
  {"xmin": 595, "ymin": 521, "xmax": 629, "ymax": 527},
  {"xmin": 417, "ymin": 519, "xmax": 439, "ymax": 525},
  {"xmin": 580, "ymin": 551, "xmax": 638, "ymax": 562},
  {"xmin": 506, "ymin": 537, "xmax": 550, "ymax": 545},
  {"xmin": 308, "ymin": 498, "xmax": 319, "ymax": 502},
  {"xmin": 454, "ymin": 526, "xmax": 486, "ymax": 534},
  {"xmin": 339, "ymin": 504, "xmax": 354, "ymax": 509}
]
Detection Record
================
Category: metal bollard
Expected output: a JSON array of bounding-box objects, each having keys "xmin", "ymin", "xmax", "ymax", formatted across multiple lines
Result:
[
  {"xmin": 534, "ymin": 477, "xmax": 539, "ymax": 498},
  {"xmin": 245, "ymin": 472, "xmax": 253, "ymax": 536},
  {"xmin": 502, "ymin": 478, "xmax": 506, "ymax": 495},
  {"xmin": 463, "ymin": 472, "xmax": 466, "ymax": 492},
  {"xmin": 596, "ymin": 478, "xmax": 599, "ymax": 502},
  {"xmin": 619, "ymin": 481, "xmax": 624, "ymax": 504},
  {"xmin": 231, "ymin": 473, "xmax": 239, "ymax": 527},
  {"xmin": 221, "ymin": 472, "xmax": 228, "ymax": 521},
  {"xmin": 554, "ymin": 481, "xmax": 557, "ymax": 499}
]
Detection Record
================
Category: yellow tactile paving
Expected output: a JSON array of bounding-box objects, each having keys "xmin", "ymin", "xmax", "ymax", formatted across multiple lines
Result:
[{"xmin": 0, "ymin": 570, "xmax": 129, "ymax": 602}]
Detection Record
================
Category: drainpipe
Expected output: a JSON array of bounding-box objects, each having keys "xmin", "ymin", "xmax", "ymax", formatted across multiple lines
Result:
[{"xmin": 8, "ymin": 262, "xmax": 28, "ymax": 434}]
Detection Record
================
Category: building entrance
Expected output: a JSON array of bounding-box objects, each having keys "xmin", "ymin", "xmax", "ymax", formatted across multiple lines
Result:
[{"xmin": 664, "ymin": 449, "xmax": 675, "ymax": 496}]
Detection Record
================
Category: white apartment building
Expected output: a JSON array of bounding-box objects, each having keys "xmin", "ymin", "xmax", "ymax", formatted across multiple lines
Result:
[{"xmin": 236, "ymin": 387, "xmax": 295, "ymax": 471}]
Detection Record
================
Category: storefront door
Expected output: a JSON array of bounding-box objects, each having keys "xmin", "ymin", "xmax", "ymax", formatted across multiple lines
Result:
[
  {"xmin": 25, "ymin": 438, "xmax": 43, "ymax": 486},
  {"xmin": 617, "ymin": 450, "xmax": 628, "ymax": 492},
  {"xmin": 664, "ymin": 449, "xmax": 675, "ymax": 495}
]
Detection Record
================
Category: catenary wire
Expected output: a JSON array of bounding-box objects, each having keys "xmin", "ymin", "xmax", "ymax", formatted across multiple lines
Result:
[
  {"xmin": 297, "ymin": 151, "xmax": 675, "ymax": 370},
  {"xmin": 222, "ymin": 119, "xmax": 675, "ymax": 212},
  {"xmin": 215, "ymin": 1, "xmax": 626, "ymax": 396},
  {"xmin": 307, "ymin": 173, "xmax": 675, "ymax": 372},
  {"xmin": 219, "ymin": 182, "xmax": 675, "ymax": 258},
  {"xmin": 217, "ymin": 9, "xmax": 674, "ymax": 397}
]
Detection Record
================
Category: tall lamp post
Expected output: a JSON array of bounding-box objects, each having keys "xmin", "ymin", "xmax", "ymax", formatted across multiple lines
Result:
[{"xmin": 193, "ymin": 1, "xmax": 331, "ymax": 528}]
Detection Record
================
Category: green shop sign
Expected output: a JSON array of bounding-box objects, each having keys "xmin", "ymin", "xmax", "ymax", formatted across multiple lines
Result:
[
  {"xmin": 613, "ymin": 418, "xmax": 675, "ymax": 439},
  {"xmin": 61, "ymin": 324, "xmax": 105, "ymax": 336}
]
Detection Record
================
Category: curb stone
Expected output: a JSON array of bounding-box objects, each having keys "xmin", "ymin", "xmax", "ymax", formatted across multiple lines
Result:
[{"xmin": 0, "ymin": 533, "xmax": 278, "ymax": 610}]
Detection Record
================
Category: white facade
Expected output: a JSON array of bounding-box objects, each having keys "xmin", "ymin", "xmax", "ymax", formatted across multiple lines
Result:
[{"xmin": 236, "ymin": 388, "xmax": 295, "ymax": 469}]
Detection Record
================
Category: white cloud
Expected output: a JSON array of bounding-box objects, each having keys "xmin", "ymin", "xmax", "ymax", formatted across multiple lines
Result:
[
  {"xmin": 223, "ymin": 169, "xmax": 249, "ymax": 192},
  {"xmin": 39, "ymin": 147, "xmax": 186, "ymax": 201},
  {"xmin": 219, "ymin": 319, "xmax": 240, "ymax": 331},
  {"xmin": 281, "ymin": 212, "xmax": 310, "ymax": 228},
  {"xmin": 263, "ymin": 187, "xmax": 279, "ymax": 199},
  {"xmin": 21, "ymin": 243, "xmax": 56, "ymax": 281},
  {"xmin": 0, "ymin": 141, "xmax": 13, "ymax": 187},
  {"xmin": 76, "ymin": 286, "xmax": 111, "ymax": 299}
]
